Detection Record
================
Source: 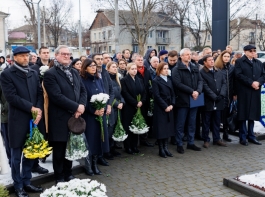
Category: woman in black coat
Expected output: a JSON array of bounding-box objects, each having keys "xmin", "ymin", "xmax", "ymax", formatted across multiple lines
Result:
[
  {"xmin": 121, "ymin": 62, "xmax": 146, "ymax": 154},
  {"xmin": 215, "ymin": 50, "xmax": 235, "ymax": 141},
  {"xmin": 105, "ymin": 61, "xmax": 125, "ymax": 158},
  {"xmin": 81, "ymin": 59, "xmax": 109, "ymax": 176},
  {"xmin": 152, "ymin": 62, "xmax": 175, "ymax": 158}
]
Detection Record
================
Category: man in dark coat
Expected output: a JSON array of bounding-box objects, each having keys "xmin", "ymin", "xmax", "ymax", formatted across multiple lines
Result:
[
  {"xmin": 235, "ymin": 45, "xmax": 265, "ymax": 146},
  {"xmin": 43, "ymin": 45, "xmax": 87, "ymax": 183},
  {"xmin": 92, "ymin": 53, "xmax": 115, "ymax": 163},
  {"xmin": 1, "ymin": 46, "xmax": 44, "ymax": 197},
  {"xmin": 122, "ymin": 49, "xmax": 132, "ymax": 63},
  {"xmin": 200, "ymin": 55, "xmax": 227, "ymax": 148},
  {"xmin": 172, "ymin": 48, "xmax": 203, "ymax": 154},
  {"xmin": 143, "ymin": 48, "xmax": 157, "ymax": 68}
]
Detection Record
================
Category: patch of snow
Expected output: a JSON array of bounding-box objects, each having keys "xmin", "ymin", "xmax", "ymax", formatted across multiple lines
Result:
[
  {"xmin": 238, "ymin": 170, "xmax": 265, "ymax": 189},
  {"xmin": 0, "ymin": 154, "xmax": 80, "ymax": 186},
  {"xmin": 254, "ymin": 121, "xmax": 265, "ymax": 134}
]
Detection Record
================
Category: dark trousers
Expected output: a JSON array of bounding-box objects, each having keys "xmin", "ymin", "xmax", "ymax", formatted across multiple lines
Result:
[
  {"xmin": 108, "ymin": 125, "xmax": 115, "ymax": 149},
  {"xmin": 1, "ymin": 123, "xmax": 11, "ymax": 166},
  {"xmin": 239, "ymin": 120, "xmax": 256, "ymax": 142},
  {"xmin": 50, "ymin": 141, "xmax": 72, "ymax": 180},
  {"xmin": 221, "ymin": 107, "xmax": 229, "ymax": 131},
  {"xmin": 123, "ymin": 132, "xmax": 138, "ymax": 149},
  {"xmin": 202, "ymin": 110, "xmax": 222, "ymax": 142},
  {"xmin": 184, "ymin": 108, "xmax": 202, "ymax": 137},
  {"xmin": 11, "ymin": 147, "xmax": 35, "ymax": 189},
  {"xmin": 175, "ymin": 107, "xmax": 198, "ymax": 146}
]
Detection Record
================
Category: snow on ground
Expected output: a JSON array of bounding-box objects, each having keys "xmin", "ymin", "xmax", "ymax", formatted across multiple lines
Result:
[
  {"xmin": 254, "ymin": 121, "xmax": 265, "ymax": 134},
  {"xmin": 238, "ymin": 170, "xmax": 265, "ymax": 189},
  {"xmin": 0, "ymin": 154, "xmax": 80, "ymax": 186}
]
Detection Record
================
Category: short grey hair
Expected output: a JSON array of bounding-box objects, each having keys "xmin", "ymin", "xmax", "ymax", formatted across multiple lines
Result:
[
  {"xmin": 179, "ymin": 48, "xmax": 191, "ymax": 56},
  {"xmin": 150, "ymin": 56, "xmax": 159, "ymax": 62},
  {"xmin": 55, "ymin": 45, "xmax": 69, "ymax": 55}
]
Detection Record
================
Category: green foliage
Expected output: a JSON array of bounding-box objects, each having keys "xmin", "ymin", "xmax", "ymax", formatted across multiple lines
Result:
[{"xmin": 0, "ymin": 184, "xmax": 9, "ymax": 197}]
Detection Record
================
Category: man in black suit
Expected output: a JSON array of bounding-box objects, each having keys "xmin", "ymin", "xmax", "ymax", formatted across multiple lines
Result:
[
  {"xmin": 1, "ymin": 46, "xmax": 44, "ymax": 197},
  {"xmin": 43, "ymin": 45, "xmax": 87, "ymax": 184}
]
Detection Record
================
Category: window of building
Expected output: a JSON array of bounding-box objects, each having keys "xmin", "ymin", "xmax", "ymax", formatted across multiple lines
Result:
[
  {"xmin": 108, "ymin": 30, "xmax": 112, "ymax": 39},
  {"xmin": 157, "ymin": 30, "xmax": 166, "ymax": 38},
  {"xmin": 99, "ymin": 32, "xmax": 101, "ymax": 40},
  {"xmin": 133, "ymin": 45, "xmax": 138, "ymax": 53},
  {"xmin": 147, "ymin": 46, "xmax": 152, "ymax": 49},
  {"xmin": 103, "ymin": 31, "xmax": 106, "ymax": 40},
  {"xmin": 158, "ymin": 45, "xmax": 165, "ymax": 52},
  {"xmin": 104, "ymin": 46, "xmax": 107, "ymax": 51},
  {"xmin": 109, "ymin": 46, "xmax": 112, "ymax": 53},
  {"xmin": 94, "ymin": 33, "xmax": 96, "ymax": 40},
  {"xmin": 148, "ymin": 30, "xmax": 153, "ymax": 38},
  {"xmin": 207, "ymin": 34, "xmax": 210, "ymax": 41}
]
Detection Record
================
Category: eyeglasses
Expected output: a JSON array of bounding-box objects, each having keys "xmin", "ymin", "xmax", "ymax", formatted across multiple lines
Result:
[
  {"xmin": 88, "ymin": 64, "xmax": 97, "ymax": 67},
  {"xmin": 60, "ymin": 53, "xmax": 72, "ymax": 56},
  {"xmin": 248, "ymin": 49, "xmax": 256, "ymax": 52}
]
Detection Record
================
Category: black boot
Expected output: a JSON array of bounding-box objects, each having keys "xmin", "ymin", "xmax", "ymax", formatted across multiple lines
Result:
[
  {"xmin": 158, "ymin": 139, "xmax": 167, "ymax": 158},
  {"xmin": 92, "ymin": 155, "xmax": 102, "ymax": 175},
  {"xmin": 223, "ymin": 129, "xmax": 232, "ymax": 142},
  {"xmin": 84, "ymin": 156, "xmax": 94, "ymax": 176},
  {"xmin": 163, "ymin": 139, "xmax": 173, "ymax": 157}
]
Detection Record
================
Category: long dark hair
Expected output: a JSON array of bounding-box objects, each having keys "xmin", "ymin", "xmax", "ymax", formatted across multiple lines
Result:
[{"xmin": 80, "ymin": 58, "xmax": 99, "ymax": 79}]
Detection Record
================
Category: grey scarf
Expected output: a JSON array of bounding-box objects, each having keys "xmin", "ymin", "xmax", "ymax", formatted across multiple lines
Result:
[
  {"xmin": 54, "ymin": 59, "xmax": 73, "ymax": 83},
  {"xmin": 13, "ymin": 62, "xmax": 29, "ymax": 74}
]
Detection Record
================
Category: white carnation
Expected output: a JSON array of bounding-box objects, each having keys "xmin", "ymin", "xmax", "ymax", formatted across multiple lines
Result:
[{"xmin": 40, "ymin": 65, "xmax": 49, "ymax": 76}]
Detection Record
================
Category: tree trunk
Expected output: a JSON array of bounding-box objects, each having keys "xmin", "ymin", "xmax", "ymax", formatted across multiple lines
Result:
[{"xmin": 138, "ymin": 41, "xmax": 145, "ymax": 56}]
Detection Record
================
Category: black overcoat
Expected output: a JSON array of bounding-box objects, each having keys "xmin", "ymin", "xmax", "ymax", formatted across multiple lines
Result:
[
  {"xmin": 43, "ymin": 66, "xmax": 87, "ymax": 142},
  {"xmin": 101, "ymin": 68, "xmax": 114, "ymax": 106},
  {"xmin": 81, "ymin": 73, "xmax": 109, "ymax": 155},
  {"xmin": 172, "ymin": 61, "xmax": 203, "ymax": 108},
  {"xmin": 200, "ymin": 67, "xmax": 227, "ymax": 111},
  {"xmin": 0, "ymin": 66, "xmax": 43, "ymax": 148},
  {"xmin": 120, "ymin": 74, "xmax": 146, "ymax": 135},
  {"xmin": 235, "ymin": 56, "xmax": 265, "ymax": 120},
  {"xmin": 152, "ymin": 76, "xmax": 175, "ymax": 139}
]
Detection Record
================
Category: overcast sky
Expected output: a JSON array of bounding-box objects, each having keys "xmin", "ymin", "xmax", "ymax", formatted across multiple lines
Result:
[{"xmin": 0, "ymin": 0, "xmax": 98, "ymax": 29}]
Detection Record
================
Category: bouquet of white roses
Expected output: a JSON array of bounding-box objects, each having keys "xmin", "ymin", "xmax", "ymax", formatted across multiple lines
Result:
[
  {"xmin": 112, "ymin": 109, "xmax": 128, "ymax": 142},
  {"xmin": 40, "ymin": 178, "xmax": 107, "ymax": 197},
  {"xmin": 65, "ymin": 133, "xmax": 89, "ymax": 161},
  {"xmin": 129, "ymin": 95, "xmax": 149, "ymax": 134},
  {"xmin": 90, "ymin": 93, "xmax": 110, "ymax": 142},
  {"xmin": 40, "ymin": 65, "xmax": 49, "ymax": 77}
]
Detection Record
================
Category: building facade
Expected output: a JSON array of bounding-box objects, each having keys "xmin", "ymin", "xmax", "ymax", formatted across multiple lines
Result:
[{"xmin": 0, "ymin": 11, "xmax": 9, "ymax": 56}]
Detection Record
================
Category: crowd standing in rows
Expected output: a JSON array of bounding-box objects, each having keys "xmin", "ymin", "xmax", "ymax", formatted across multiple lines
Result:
[{"xmin": 0, "ymin": 44, "xmax": 265, "ymax": 197}]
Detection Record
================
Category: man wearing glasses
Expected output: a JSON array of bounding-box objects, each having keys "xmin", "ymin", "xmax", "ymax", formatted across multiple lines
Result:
[
  {"xmin": 43, "ymin": 45, "xmax": 87, "ymax": 184},
  {"xmin": 235, "ymin": 45, "xmax": 265, "ymax": 146}
]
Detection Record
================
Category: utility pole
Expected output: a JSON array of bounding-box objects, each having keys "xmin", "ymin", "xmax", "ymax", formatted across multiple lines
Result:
[
  {"xmin": 79, "ymin": 0, "xmax": 82, "ymax": 55},
  {"xmin": 114, "ymin": 0, "xmax": 119, "ymax": 53},
  {"xmin": 43, "ymin": 6, "xmax": 46, "ymax": 47},
  {"xmin": 255, "ymin": 14, "xmax": 258, "ymax": 48},
  {"xmin": 37, "ymin": 0, "xmax": 42, "ymax": 49}
]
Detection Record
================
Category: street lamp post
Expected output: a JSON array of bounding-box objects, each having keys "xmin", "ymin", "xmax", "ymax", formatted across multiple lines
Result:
[
  {"xmin": 37, "ymin": 0, "xmax": 42, "ymax": 49},
  {"xmin": 79, "ymin": 0, "xmax": 82, "ymax": 55},
  {"xmin": 114, "ymin": 0, "xmax": 119, "ymax": 53}
]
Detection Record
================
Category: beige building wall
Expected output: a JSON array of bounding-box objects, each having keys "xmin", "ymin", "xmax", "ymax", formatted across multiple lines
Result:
[{"xmin": 0, "ymin": 13, "xmax": 8, "ymax": 56}]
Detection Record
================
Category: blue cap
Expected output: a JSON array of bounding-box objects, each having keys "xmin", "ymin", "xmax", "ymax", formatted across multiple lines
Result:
[
  {"xmin": 159, "ymin": 50, "xmax": 168, "ymax": 56},
  {"xmin": 243, "ymin": 45, "xmax": 256, "ymax": 51},
  {"xmin": 12, "ymin": 46, "xmax": 31, "ymax": 56}
]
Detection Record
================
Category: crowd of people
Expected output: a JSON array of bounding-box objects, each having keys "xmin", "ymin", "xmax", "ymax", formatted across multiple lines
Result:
[{"xmin": 0, "ymin": 44, "xmax": 265, "ymax": 197}]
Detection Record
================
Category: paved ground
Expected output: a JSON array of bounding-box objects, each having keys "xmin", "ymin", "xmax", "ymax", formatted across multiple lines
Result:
[{"xmin": 10, "ymin": 134, "xmax": 265, "ymax": 197}]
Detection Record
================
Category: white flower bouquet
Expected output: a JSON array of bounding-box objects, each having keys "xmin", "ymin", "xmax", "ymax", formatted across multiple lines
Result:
[
  {"xmin": 40, "ymin": 178, "xmax": 107, "ymax": 197},
  {"xmin": 90, "ymin": 93, "xmax": 110, "ymax": 142},
  {"xmin": 40, "ymin": 65, "xmax": 49, "ymax": 77},
  {"xmin": 112, "ymin": 109, "xmax": 128, "ymax": 142},
  {"xmin": 65, "ymin": 133, "xmax": 88, "ymax": 161},
  {"xmin": 129, "ymin": 95, "xmax": 149, "ymax": 134}
]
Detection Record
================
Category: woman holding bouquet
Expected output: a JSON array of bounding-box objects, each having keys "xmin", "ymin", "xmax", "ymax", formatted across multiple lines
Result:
[
  {"xmin": 121, "ymin": 63, "xmax": 146, "ymax": 154},
  {"xmin": 106, "ymin": 61, "xmax": 125, "ymax": 158},
  {"xmin": 152, "ymin": 62, "xmax": 175, "ymax": 158},
  {"xmin": 81, "ymin": 59, "xmax": 109, "ymax": 175}
]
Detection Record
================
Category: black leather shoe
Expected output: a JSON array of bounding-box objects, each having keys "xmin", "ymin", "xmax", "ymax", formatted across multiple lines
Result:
[
  {"xmin": 248, "ymin": 139, "xmax": 262, "ymax": 145},
  {"xmin": 24, "ymin": 185, "xmax": 43, "ymax": 193},
  {"xmin": 125, "ymin": 148, "xmax": 134, "ymax": 154},
  {"xmin": 55, "ymin": 179, "xmax": 65, "ymax": 184},
  {"xmin": 240, "ymin": 141, "xmax": 248, "ymax": 146},
  {"xmin": 177, "ymin": 146, "xmax": 184, "ymax": 154},
  {"xmin": 65, "ymin": 175, "xmax": 75, "ymax": 182},
  {"xmin": 114, "ymin": 143, "xmax": 122, "ymax": 149},
  {"xmin": 110, "ymin": 149, "xmax": 121, "ymax": 157},
  {"xmin": 104, "ymin": 152, "xmax": 114, "ymax": 160},
  {"xmin": 97, "ymin": 157, "xmax": 109, "ymax": 166},
  {"xmin": 15, "ymin": 188, "xmax": 28, "ymax": 197},
  {"xmin": 140, "ymin": 141, "xmax": 154, "ymax": 147},
  {"xmin": 187, "ymin": 144, "xmax": 201, "ymax": 151},
  {"xmin": 132, "ymin": 147, "xmax": 140, "ymax": 154},
  {"xmin": 31, "ymin": 166, "xmax": 49, "ymax": 174}
]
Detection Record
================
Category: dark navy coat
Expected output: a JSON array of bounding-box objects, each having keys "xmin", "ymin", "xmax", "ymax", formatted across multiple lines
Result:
[
  {"xmin": 1, "ymin": 65, "xmax": 43, "ymax": 148},
  {"xmin": 43, "ymin": 66, "xmax": 87, "ymax": 142},
  {"xmin": 81, "ymin": 73, "xmax": 109, "ymax": 155},
  {"xmin": 152, "ymin": 76, "xmax": 175, "ymax": 139}
]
